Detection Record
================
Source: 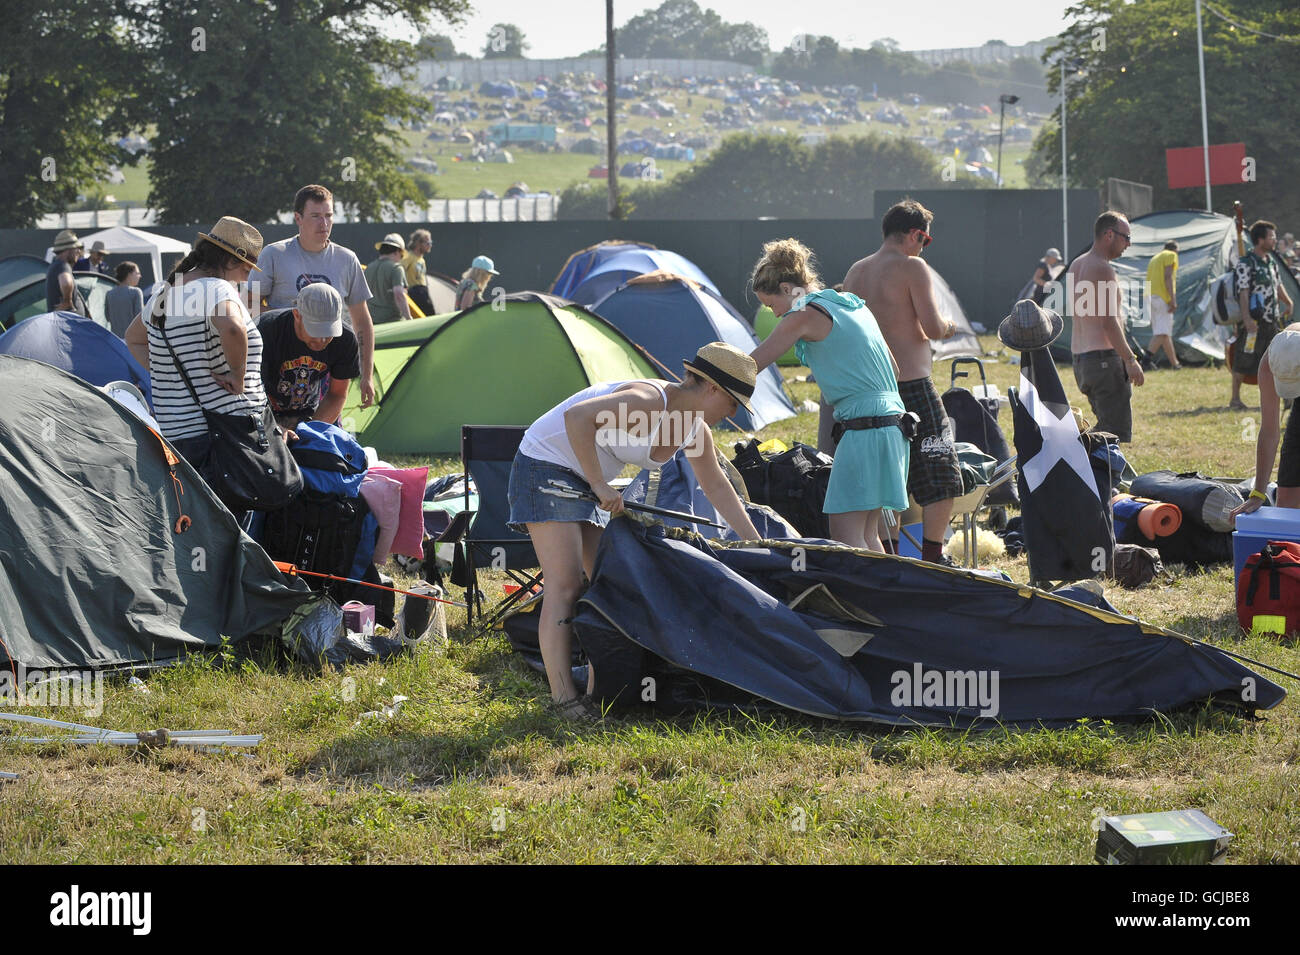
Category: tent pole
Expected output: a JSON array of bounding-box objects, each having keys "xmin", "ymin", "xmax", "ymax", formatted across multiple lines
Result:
[{"xmin": 1195, "ymin": 0, "xmax": 1213, "ymax": 211}]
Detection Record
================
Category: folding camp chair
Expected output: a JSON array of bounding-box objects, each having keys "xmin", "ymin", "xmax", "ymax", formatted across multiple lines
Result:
[
  {"xmin": 948, "ymin": 456, "xmax": 1018, "ymax": 568},
  {"xmin": 439, "ymin": 425, "xmax": 541, "ymax": 630}
]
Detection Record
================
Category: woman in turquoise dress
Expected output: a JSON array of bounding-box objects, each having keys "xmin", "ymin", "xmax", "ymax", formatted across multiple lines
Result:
[{"xmin": 750, "ymin": 238, "xmax": 909, "ymax": 551}]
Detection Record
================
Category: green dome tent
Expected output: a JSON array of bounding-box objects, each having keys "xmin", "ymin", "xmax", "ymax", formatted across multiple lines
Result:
[{"xmin": 342, "ymin": 292, "xmax": 658, "ymax": 454}]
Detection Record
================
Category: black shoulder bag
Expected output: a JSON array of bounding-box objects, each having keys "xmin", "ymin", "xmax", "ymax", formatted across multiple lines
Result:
[{"xmin": 156, "ymin": 310, "xmax": 303, "ymax": 512}]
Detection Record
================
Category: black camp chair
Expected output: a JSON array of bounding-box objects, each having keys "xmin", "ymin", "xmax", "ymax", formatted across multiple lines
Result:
[
  {"xmin": 441, "ymin": 425, "xmax": 541, "ymax": 630},
  {"xmin": 942, "ymin": 356, "xmax": 1017, "ymax": 506}
]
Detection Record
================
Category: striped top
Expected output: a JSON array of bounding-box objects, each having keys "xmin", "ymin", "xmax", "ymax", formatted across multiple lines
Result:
[{"xmin": 145, "ymin": 277, "xmax": 266, "ymax": 441}]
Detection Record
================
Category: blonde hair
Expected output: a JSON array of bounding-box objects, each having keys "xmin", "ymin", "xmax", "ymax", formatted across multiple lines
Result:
[
  {"xmin": 750, "ymin": 238, "xmax": 822, "ymax": 295},
  {"xmin": 461, "ymin": 266, "xmax": 492, "ymax": 291}
]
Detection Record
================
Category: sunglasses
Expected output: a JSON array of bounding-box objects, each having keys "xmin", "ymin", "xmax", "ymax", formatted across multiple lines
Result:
[
  {"xmin": 1111, "ymin": 228, "xmax": 1132, "ymax": 242},
  {"xmin": 914, "ymin": 229, "xmax": 933, "ymax": 248}
]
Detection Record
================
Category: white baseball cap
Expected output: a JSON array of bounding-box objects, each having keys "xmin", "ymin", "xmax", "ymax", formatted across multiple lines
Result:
[
  {"xmin": 295, "ymin": 282, "xmax": 344, "ymax": 338},
  {"xmin": 1267, "ymin": 328, "xmax": 1300, "ymax": 400}
]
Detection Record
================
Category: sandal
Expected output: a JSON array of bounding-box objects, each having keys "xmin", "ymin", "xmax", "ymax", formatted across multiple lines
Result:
[{"xmin": 554, "ymin": 695, "xmax": 604, "ymax": 723}]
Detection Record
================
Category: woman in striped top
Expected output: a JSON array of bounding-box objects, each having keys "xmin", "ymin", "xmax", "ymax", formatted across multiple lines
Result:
[{"xmin": 125, "ymin": 217, "xmax": 267, "ymax": 465}]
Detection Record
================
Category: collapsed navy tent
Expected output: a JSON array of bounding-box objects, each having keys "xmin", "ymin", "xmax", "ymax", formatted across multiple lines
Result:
[
  {"xmin": 0, "ymin": 310, "xmax": 152, "ymax": 405},
  {"xmin": 570, "ymin": 519, "xmax": 1285, "ymax": 725},
  {"xmin": 0, "ymin": 356, "xmax": 312, "ymax": 669},
  {"xmin": 591, "ymin": 276, "xmax": 795, "ymax": 431}
]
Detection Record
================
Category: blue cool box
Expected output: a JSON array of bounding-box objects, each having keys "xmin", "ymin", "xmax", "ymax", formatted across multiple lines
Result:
[{"xmin": 1233, "ymin": 507, "xmax": 1300, "ymax": 581}]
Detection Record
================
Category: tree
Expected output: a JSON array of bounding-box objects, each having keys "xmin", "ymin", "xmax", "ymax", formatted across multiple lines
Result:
[
  {"xmin": 483, "ymin": 22, "xmax": 529, "ymax": 59},
  {"xmin": 126, "ymin": 0, "xmax": 469, "ymax": 224},
  {"xmin": 617, "ymin": 0, "xmax": 768, "ymax": 66},
  {"xmin": 418, "ymin": 32, "xmax": 467, "ymax": 60},
  {"xmin": 1027, "ymin": 0, "xmax": 1300, "ymax": 225},
  {"xmin": 0, "ymin": 3, "xmax": 135, "ymax": 227}
]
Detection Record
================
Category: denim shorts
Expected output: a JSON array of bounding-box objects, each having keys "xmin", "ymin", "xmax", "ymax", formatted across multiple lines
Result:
[{"xmin": 507, "ymin": 452, "xmax": 610, "ymax": 534}]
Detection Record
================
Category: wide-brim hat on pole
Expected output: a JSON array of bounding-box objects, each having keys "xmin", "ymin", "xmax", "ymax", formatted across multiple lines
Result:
[
  {"xmin": 375, "ymin": 232, "xmax": 406, "ymax": 252},
  {"xmin": 682, "ymin": 341, "xmax": 757, "ymax": 413},
  {"xmin": 52, "ymin": 230, "xmax": 82, "ymax": 252},
  {"xmin": 196, "ymin": 216, "xmax": 263, "ymax": 271},
  {"xmin": 998, "ymin": 298, "xmax": 1063, "ymax": 351}
]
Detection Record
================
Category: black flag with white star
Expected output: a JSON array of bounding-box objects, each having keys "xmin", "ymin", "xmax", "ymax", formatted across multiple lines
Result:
[{"xmin": 1010, "ymin": 347, "xmax": 1114, "ymax": 583}]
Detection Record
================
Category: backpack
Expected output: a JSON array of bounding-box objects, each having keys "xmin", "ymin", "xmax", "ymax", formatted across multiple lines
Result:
[
  {"xmin": 259, "ymin": 422, "xmax": 390, "ymax": 621},
  {"xmin": 1237, "ymin": 541, "xmax": 1300, "ymax": 636},
  {"xmin": 1211, "ymin": 271, "xmax": 1239, "ymax": 326},
  {"xmin": 731, "ymin": 439, "xmax": 833, "ymax": 539}
]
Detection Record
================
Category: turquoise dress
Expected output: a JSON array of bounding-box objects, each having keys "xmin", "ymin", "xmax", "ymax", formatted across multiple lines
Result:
[{"xmin": 792, "ymin": 289, "xmax": 909, "ymax": 513}]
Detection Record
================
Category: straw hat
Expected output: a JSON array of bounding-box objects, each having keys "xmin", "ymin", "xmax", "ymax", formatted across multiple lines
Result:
[
  {"xmin": 51, "ymin": 230, "xmax": 82, "ymax": 253},
  {"xmin": 374, "ymin": 232, "xmax": 405, "ymax": 252},
  {"xmin": 998, "ymin": 299, "xmax": 1063, "ymax": 351},
  {"xmin": 196, "ymin": 216, "xmax": 263, "ymax": 270},
  {"xmin": 683, "ymin": 342, "xmax": 756, "ymax": 412}
]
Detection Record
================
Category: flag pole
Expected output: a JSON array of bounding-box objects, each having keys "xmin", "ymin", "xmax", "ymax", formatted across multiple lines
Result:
[{"xmin": 1195, "ymin": 0, "xmax": 1213, "ymax": 211}]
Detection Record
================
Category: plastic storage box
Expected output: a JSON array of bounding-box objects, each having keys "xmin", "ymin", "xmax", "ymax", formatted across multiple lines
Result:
[{"xmin": 1233, "ymin": 506, "xmax": 1300, "ymax": 580}]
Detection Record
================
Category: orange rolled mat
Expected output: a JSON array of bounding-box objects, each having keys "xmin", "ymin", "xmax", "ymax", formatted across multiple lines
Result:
[{"xmin": 1114, "ymin": 493, "xmax": 1183, "ymax": 538}]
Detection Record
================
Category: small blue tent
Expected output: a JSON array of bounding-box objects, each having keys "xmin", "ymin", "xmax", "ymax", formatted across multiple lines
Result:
[
  {"xmin": 567, "ymin": 249, "xmax": 718, "ymax": 307},
  {"xmin": 0, "ymin": 311, "xmax": 152, "ymax": 405},
  {"xmin": 551, "ymin": 241, "xmax": 718, "ymax": 303},
  {"xmin": 591, "ymin": 275, "xmax": 794, "ymax": 432}
]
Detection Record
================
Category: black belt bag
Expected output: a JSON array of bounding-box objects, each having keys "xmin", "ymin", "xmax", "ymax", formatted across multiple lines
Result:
[{"xmin": 831, "ymin": 411, "xmax": 921, "ymax": 445}]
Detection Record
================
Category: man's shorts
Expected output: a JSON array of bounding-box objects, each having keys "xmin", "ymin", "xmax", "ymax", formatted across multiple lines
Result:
[
  {"xmin": 1072, "ymin": 349, "xmax": 1132, "ymax": 443},
  {"xmin": 897, "ymin": 377, "xmax": 963, "ymax": 507},
  {"xmin": 1278, "ymin": 404, "xmax": 1300, "ymax": 488},
  {"xmin": 1150, "ymin": 297, "xmax": 1174, "ymax": 337},
  {"xmin": 1232, "ymin": 321, "xmax": 1279, "ymax": 377}
]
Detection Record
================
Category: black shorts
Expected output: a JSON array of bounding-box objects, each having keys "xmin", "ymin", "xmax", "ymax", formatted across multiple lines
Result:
[
  {"xmin": 1279, "ymin": 405, "xmax": 1300, "ymax": 488},
  {"xmin": 898, "ymin": 377, "xmax": 963, "ymax": 506},
  {"xmin": 1232, "ymin": 321, "xmax": 1279, "ymax": 377}
]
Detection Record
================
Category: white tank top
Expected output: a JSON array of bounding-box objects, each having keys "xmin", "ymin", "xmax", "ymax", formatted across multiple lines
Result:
[{"xmin": 518, "ymin": 379, "xmax": 703, "ymax": 484}]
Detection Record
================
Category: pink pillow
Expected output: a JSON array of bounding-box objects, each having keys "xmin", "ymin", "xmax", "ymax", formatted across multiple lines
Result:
[
  {"xmin": 368, "ymin": 466, "xmax": 429, "ymax": 559},
  {"xmin": 360, "ymin": 473, "xmax": 403, "ymax": 565}
]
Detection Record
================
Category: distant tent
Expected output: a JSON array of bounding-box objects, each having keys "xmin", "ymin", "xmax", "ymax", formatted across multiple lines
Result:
[
  {"xmin": 0, "ymin": 357, "xmax": 313, "ymax": 670},
  {"xmin": 591, "ymin": 273, "xmax": 794, "ymax": 432},
  {"xmin": 753, "ymin": 264, "xmax": 980, "ymax": 366},
  {"xmin": 341, "ymin": 292, "xmax": 658, "ymax": 454},
  {"xmin": 425, "ymin": 271, "xmax": 459, "ymax": 314},
  {"xmin": 1050, "ymin": 210, "xmax": 1299, "ymax": 363},
  {"xmin": 565, "ymin": 248, "xmax": 719, "ymax": 307},
  {"xmin": 0, "ymin": 311, "xmax": 152, "ymax": 405}
]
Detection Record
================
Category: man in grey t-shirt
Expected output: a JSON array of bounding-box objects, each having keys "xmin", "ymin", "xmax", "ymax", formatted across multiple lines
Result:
[{"xmin": 253, "ymin": 183, "xmax": 376, "ymax": 407}]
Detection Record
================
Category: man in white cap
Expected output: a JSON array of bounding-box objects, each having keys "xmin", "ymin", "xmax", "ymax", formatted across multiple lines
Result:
[
  {"xmin": 257, "ymin": 282, "xmax": 360, "ymax": 431},
  {"xmin": 45, "ymin": 230, "xmax": 88, "ymax": 316},
  {"xmin": 365, "ymin": 232, "xmax": 412, "ymax": 324},
  {"xmin": 1029, "ymin": 247, "xmax": 1062, "ymax": 306},
  {"xmin": 1233, "ymin": 328, "xmax": 1300, "ymax": 519}
]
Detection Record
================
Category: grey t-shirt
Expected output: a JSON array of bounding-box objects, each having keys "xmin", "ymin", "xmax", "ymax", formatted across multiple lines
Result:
[
  {"xmin": 253, "ymin": 237, "xmax": 372, "ymax": 327},
  {"xmin": 105, "ymin": 284, "xmax": 144, "ymax": 338}
]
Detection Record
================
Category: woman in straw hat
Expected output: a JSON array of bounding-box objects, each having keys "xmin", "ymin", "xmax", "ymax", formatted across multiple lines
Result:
[
  {"xmin": 124, "ymin": 217, "xmax": 269, "ymax": 465},
  {"xmin": 750, "ymin": 238, "xmax": 909, "ymax": 552},
  {"xmin": 509, "ymin": 342, "xmax": 762, "ymax": 719}
]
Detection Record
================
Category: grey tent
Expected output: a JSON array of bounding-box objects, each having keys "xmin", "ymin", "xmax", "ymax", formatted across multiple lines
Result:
[{"xmin": 0, "ymin": 357, "xmax": 314, "ymax": 669}]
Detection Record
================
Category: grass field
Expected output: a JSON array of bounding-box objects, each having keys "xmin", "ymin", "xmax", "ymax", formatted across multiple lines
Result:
[
  {"xmin": 2, "ymin": 343, "xmax": 1298, "ymax": 865},
  {"xmin": 94, "ymin": 82, "xmax": 1040, "ymax": 209}
]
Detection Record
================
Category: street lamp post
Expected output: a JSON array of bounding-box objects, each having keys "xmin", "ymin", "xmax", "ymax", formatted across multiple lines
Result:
[
  {"xmin": 997, "ymin": 93, "xmax": 1019, "ymax": 188},
  {"xmin": 1061, "ymin": 58, "xmax": 1068, "ymax": 262}
]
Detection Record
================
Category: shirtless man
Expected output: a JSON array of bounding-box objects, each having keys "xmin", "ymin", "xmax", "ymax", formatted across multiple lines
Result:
[
  {"xmin": 1068, "ymin": 211, "xmax": 1144, "ymax": 442},
  {"xmin": 843, "ymin": 198, "xmax": 961, "ymax": 564}
]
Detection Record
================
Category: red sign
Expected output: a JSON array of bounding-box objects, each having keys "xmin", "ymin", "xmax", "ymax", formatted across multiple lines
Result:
[{"xmin": 1166, "ymin": 143, "xmax": 1247, "ymax": 189}]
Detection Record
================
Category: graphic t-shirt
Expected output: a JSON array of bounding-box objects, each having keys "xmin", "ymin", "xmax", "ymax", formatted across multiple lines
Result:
[
  {"xmin": 1235, "ymin": 250, "xmax": 1282, "ymax": 324},
  {"xmin": 256, "ymin": 307, "xmax": 360, "ymax": 418},
  {"xmin": 253, "ymin": 237, "xmax": 372, "ymax": 327},
  {"xmin": 365, "ymin": 257, "xmax": 408, "ymax": 324}
]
